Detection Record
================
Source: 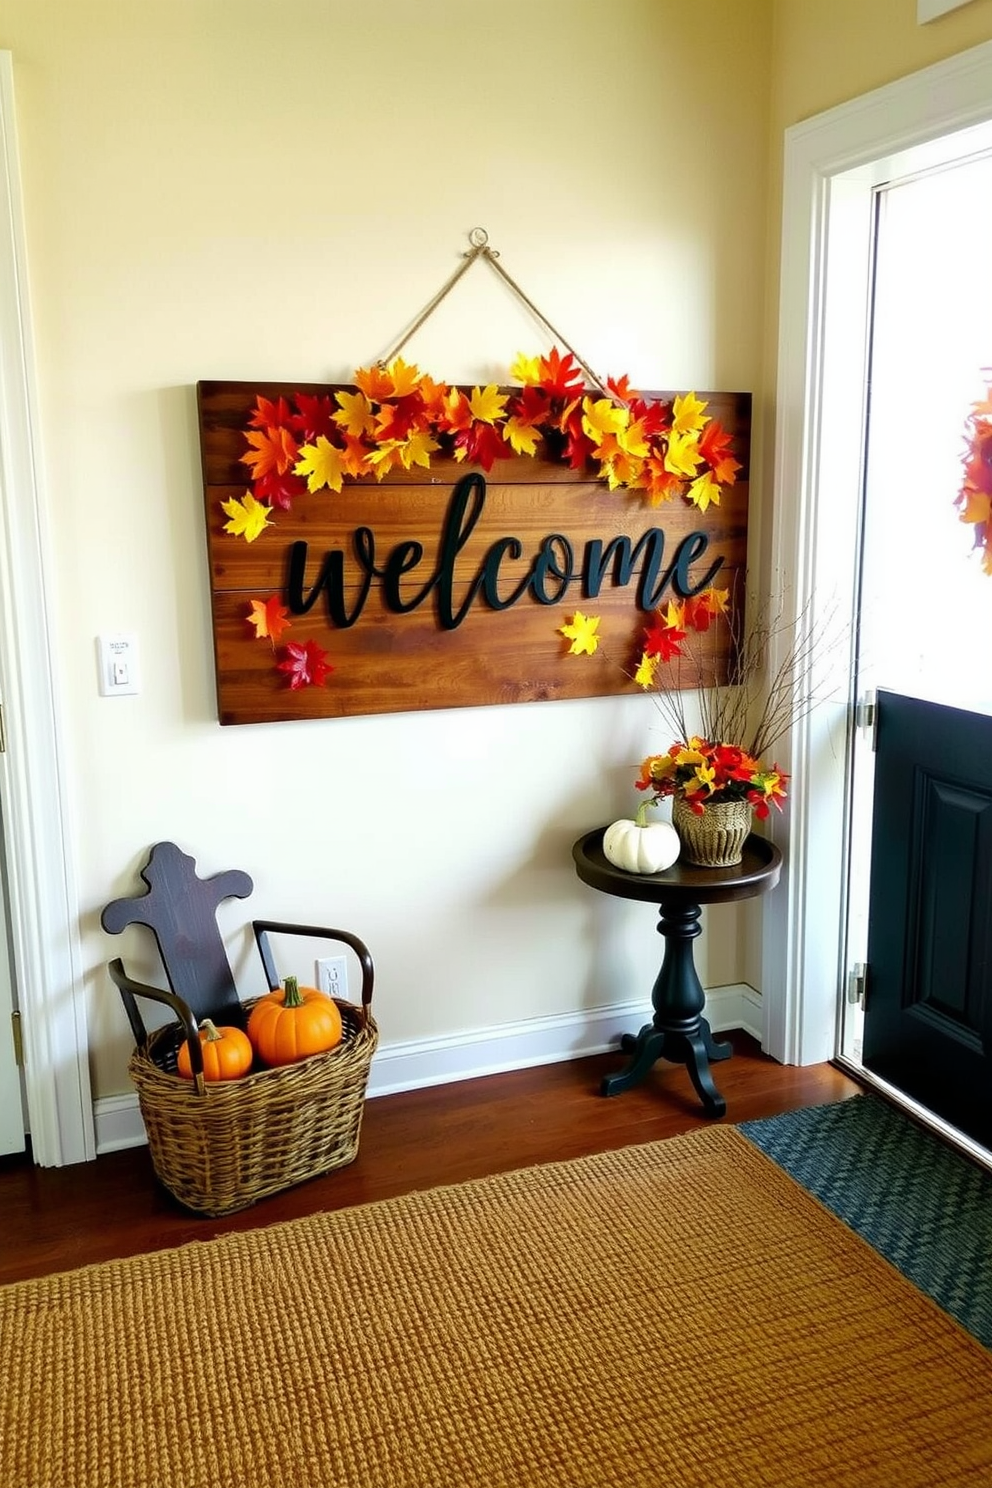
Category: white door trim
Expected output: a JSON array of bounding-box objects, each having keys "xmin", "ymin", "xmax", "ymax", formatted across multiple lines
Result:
[
  {"xmin": 765, "ymin": 38, "xmax": 992, "ymax": 1066},
  {"xmin": 0, "ymin": 52, "xmax": 94, "ymax": 1165}
]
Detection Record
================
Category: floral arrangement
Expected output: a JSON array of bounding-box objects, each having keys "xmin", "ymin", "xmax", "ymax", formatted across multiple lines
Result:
[
  {"xmin": 559, "ymin": 588, "xmax": 821, "ymax": 818},
  {"xmin": 956, "ymin": 378, "xmax": 992, "ymax": 574},
  {"xmin": 634, "ymin": 739, "xmax": 787, "ymax": 819},
  {"xmin": 226, "ymin": 350, "xmax": 742, "ymax": 689}
]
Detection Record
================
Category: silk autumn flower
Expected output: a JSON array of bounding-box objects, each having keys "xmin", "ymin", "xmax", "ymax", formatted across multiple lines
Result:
[
  {"xmin": 956, "ymin": 378, "xmax": 992, "ymax": 574},
  {"xmin": 635, "ymin": 739, "xmax": 788, "ymax": 819}
]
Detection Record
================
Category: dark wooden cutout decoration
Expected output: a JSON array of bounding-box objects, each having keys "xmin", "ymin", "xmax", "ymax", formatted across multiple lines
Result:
[{"xmin": 197, "ymin": 381, "xmax": 751, "ymax": 726}]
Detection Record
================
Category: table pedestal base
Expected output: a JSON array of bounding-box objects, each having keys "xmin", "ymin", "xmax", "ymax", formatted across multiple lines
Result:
[
  {"xmin": 602, "ymin": 1017, "xmax": 732, "ymax": 1115},
  {"xmin": 600, "ymin": 899, "xmax": 732, "ymax": 1117}
]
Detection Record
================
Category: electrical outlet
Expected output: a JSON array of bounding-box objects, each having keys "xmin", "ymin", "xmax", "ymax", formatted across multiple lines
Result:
[{"xmin": 315, "ymin": 955, "xmax": 348, "ymax": 1001}]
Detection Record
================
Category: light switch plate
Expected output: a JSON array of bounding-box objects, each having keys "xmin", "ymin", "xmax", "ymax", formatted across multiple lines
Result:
[{"xmin": 96, "ymin": 633, "xmax": 140, "ymax": 696}]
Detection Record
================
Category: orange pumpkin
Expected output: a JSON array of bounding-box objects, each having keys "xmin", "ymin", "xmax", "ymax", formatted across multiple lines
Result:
[
  {"xmin": 176, "ymin": 1019, "xmax": 253, "ymax": 1082},
  {"xmin": 248, "ymin": 975, "xmax": 344, "ymax": 1067}
]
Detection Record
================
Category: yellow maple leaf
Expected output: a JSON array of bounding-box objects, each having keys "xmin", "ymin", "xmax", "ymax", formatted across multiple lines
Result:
[
  {"xmin": 582, "ymin": 397, "xmax": 628, "ymax": 446},
  {"xmin": 510, "ymin": 352, "xmax": 542, "ymax": 386},
  {"xmin": 383, "ymin": 357, "xmax": 422, "ymax": 398},
  {"xmin": 664, "ymin": 431, "xmax": 704, "ymax": 478},
  {"xmin": 701, "ymin": 585, "xmax": 730, "ymax": 616},
  {"xmin": 558, "ymin": 612, "xmax": 601, "ymax": 656},
  {"xmin": 505, "ymin": 416, "xmax": 542, "ymax": 457},
  {"xmin": 597, "ymin": 448, "xmax": 646, "ymax": 491},
  {"xmin": 634, "ymin": 652, "xmax": 658, "ymax": 688},
  {"xmin": 222, "ymin": 492, "xmax": 272, "ymax": 543},
  {"xmin": 294, "ymin": 437, "xmax": 345, "ymax": 494},
  {"xmin": 661, "ymin": 600, "xmax": 684, "ymax": 628},
  {"xmin": 469, "ymin": 385, "xmax": 509, "ymax": 425},
  {"xmin": 687, "ymin": 470, "xmax": 721, "ymax": 512},
  {"xmin": 617, "ymin": 417, "xmax": 651, "ymax": 458},
  {"xmin": 399, "ymin": 430, "xmax": 440, "ymax": 470},
  {"xmin": 365, "ymin": 440, "xmax": 404, "ymax": 478},
  {"xmin": 333, "ymin": 390, "xmax": 375, "ymax": 438},
  {"xmin": 671, "ymin": 392, "xmax": 709, "ymax": 436}
]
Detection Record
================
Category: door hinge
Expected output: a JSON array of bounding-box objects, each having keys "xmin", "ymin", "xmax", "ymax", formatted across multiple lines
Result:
[
  {"xmin": 10, "ymin": 1010, "xmax": 23, "ymax": 1068},
  {"xmin": 848, "ymin": 962, "xmax": 868, "ymax": 1010},
  {"xmin": 855, "ymin": 691, "xmax": 877, "ymax": 750}
]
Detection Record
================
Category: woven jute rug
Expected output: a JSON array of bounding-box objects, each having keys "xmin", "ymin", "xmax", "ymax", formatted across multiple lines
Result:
[{"xmin": 2, "ymin": 1124, "xmax": 991, "ymax": 1488}]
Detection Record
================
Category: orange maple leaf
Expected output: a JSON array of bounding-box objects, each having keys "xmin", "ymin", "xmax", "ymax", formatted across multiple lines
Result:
[
  {"xmin": 643, "ymin": 459, "xmax": 684, "ymax": 505},
  {"xmin": 247, "ymin": 596, "xmax": 292, "ymax": 646},
  {"xmin": 698, "ymin": 420, "xmax": 741, "ymax": 485},
  {"xmin": 354, "ymin": 363, "xmax": 396, "ymax": 402},
  {"xmin": 242, "ymin": 426, "xmax": 299, "ymax": 481},
  {"xmin": 441, "ymin": 388, "xmax": 473, "ymax": 434},
  {"xmin": 338, "ymin": 434, "xmax": 373, "ymax": 479}
]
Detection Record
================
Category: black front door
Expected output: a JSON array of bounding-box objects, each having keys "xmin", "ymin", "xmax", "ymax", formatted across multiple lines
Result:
[{"xmin": 862, "ymin": 690, "xmax": 992, "ymax": 1146}]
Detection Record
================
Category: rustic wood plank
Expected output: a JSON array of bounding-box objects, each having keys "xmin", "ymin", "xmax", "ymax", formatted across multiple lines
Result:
[{"xmin": 197, "ymin": 381, "xmax": 752, "ymax": 726}]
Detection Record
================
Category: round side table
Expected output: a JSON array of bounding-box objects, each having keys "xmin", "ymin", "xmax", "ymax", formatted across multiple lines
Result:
[{"xmin": 572, "ymin": 827, "xmax": 782, "ymax": 1117}]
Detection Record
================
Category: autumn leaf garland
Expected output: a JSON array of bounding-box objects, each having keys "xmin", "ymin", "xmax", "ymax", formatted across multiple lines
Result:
[
  {"xmin": 229, "ymin": 349, "xmax": 742, "ymax": 689},
  {"xmin": 956, "ymin": 377, "xmax": 992, "ymax": 575}
]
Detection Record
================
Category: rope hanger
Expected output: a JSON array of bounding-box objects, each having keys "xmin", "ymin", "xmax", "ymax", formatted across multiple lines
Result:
[{"xmin": 376, "ymin": 228, "xmax": 617, "ymax": 401}]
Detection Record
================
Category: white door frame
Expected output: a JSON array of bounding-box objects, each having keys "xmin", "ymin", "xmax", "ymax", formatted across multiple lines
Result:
[
  {"xmin": 763, "ymin": 38, "xmax": 992, "ymax": 1067},
  {"xmin": 0, "ymin": 52, "xmax": 94, "ymax": 1165}
]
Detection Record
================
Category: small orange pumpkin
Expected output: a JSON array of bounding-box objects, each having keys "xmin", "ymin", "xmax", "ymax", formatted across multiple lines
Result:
[
  {"xmin": 176, "ymin": 1019, "xmax": 253, "ymax": 1082},
  {"xmin": 248, "ymin": 975, "xmax": 344, "ymax": 1067}
]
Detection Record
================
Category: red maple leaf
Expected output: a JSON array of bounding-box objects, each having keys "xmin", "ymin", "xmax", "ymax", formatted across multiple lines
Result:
[
  {"xmin": 254, "ymin": 469, "xmax": 307, "ymax": 511},
  {"xmin": 288, "ymin": 394, "xmax": 337, "ymax": 443},
  {"xmin": 629, "ymin": 396, "xmax": 671, "ymax": 439},
  {"xmin": 642, "ymin": 618, "xmax": 687, "ymax": 660},
  {"xmin": 275, "ymin": 640, "xmax": 334, "ymax": 690},
  {"xmin": 375, "ymin": 392, "xmax": 427, "ymax": 442},
  {"xmin": 507, "ymin": 384, "xmax": 553, "ymax": 425},
  {"xmin": 681, "ymin": 594, "xmax": 714, "ymax": 632},
  {"xmin": 454, "ymin": 422, "xmax": 511, "ymax": 471},
  {"xmin": 249, "ymin": 395, "xmax": 293, "ymax": 430},
  {"xmin": 537, "ymin": 348, "xmax": 585, "ymax": 399},
  {"xmin": 560, "ymin": 404, "xmax": 595, "ymax": 469}
]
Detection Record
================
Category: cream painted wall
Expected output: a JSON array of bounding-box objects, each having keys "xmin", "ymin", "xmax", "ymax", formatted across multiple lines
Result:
[
  {"xmin": 771, "ymin": 0, "xmax": 992, "ymax": 128},
  {"xmin": 1, "ymin": 0, "xmax": 773, "ymax": 1100}
]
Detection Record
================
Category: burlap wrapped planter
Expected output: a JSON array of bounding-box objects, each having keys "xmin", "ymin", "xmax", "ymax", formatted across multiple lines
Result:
[{"xmin": 673, "ymin": 797, "xmax": 752, "ymax": 867}]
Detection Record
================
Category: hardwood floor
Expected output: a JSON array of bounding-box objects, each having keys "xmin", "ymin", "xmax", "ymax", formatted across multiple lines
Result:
[{"xmin": 0, "ymin": 1032, "xmax": 861, "ymax": 1285}]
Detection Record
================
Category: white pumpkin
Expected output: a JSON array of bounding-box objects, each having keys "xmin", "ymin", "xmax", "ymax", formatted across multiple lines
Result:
[{"xmin": 603, "ymin": 802, "xmax": 680, "ymax": 875}]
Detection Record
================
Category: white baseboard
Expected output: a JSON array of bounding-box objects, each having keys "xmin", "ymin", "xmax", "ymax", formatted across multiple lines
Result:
[{"xmin": 93, "ymin": 984, "xmax": 762, "ymax": 1155}]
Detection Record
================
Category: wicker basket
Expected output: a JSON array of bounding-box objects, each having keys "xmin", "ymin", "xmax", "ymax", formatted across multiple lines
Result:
[
  {"xmin": 129, "ymin": 997, "xmax": 378, "ymax": 1217},
  {"xmin": 673, "ymin": 797, "xmax": 753, "ymax": 867}
]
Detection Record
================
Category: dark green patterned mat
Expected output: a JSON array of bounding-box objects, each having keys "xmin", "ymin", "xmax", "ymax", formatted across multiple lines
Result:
[{"xmin": 742, "ymin": 1094, "xmax": 992, "ymax": 1349}]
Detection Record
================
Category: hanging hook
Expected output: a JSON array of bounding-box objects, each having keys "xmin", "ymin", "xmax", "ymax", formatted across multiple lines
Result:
[{"xmin": 466, "ymin": 226, "xmax": 498, "ymax": 259}]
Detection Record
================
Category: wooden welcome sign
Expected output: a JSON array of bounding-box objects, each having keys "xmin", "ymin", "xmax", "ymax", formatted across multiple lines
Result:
[{"xmin": 197, "ymin": 378, "xmax": 751, "ymax": 726}]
